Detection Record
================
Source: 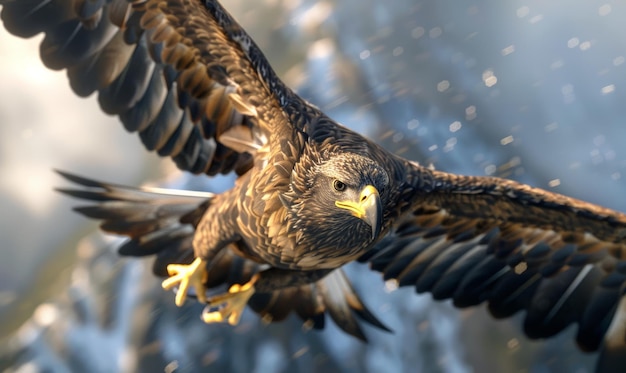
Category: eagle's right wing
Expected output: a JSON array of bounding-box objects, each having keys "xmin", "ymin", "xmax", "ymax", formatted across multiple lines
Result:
[{"xmin": 1, "ymin": 0, "xmax": 316, "ymax": 175}]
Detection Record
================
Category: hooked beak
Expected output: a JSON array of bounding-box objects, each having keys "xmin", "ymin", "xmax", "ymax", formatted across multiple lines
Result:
[{"xmin": 335, "ymin": 185, "xmax": 382, "ymax": 240}]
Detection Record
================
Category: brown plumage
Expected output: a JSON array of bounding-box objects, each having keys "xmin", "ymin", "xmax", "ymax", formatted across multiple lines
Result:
[{"xmin": 3, "ymin": 0, "xmax": 626, "ymax": 369}]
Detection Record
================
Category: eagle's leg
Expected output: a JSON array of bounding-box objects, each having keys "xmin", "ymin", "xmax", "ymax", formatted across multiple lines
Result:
[
  {"xmin": 161, "ymin": 257, "xmax": 208, "ymax": 305},
  {"xmin": 201, "ymin": 268, "xmax": 332, "ymax": 325}
]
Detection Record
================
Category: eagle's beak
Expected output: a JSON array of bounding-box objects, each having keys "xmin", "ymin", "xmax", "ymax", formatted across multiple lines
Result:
[{"xmin": 335, "ymin": 185, "xmax": 382, "ymax": 240}]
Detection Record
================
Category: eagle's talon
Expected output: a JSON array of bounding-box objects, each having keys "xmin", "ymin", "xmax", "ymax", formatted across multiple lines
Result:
[
  {"xmin": 161, "ymin": 257, "xmax": 207, "ymax": 306},
  {"xmin": 202, "ymin": 278, "xmax": 257, "ymax": 326}
]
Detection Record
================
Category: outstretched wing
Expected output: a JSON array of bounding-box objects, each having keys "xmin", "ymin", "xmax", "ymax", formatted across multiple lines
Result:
[
  {"xmin": 0, "ymin": 0, "xmax": 310, "ymax": 175},
  {"xmin": 362, "ymin": 166, "xmax": 626, "ymax": 358}
]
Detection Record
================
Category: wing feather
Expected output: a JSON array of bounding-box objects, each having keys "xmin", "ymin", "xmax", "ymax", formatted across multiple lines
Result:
[
  {"xmin": 365, "ymin": 164, "xmax": 626, "ymax": 353},
  {"xmin": 0, "ymin": 0, "xmax": 310, "ymax": 176}
]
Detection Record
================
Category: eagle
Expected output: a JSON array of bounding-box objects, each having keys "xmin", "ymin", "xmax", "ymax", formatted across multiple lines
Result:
[{"xmin": 2, "ymin": 0, "xmax": 626, "ymax": 370}]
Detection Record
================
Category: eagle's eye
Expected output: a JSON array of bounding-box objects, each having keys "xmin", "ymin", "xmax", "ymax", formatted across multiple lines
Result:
[{"xmin": 333, "ymin": 179, "xmax": 347, "ymax": 192}]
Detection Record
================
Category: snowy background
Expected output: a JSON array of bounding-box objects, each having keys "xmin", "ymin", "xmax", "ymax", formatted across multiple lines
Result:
[{"xmin": 1, "ymin": 0, "xmax": 625, "ymax": 372}]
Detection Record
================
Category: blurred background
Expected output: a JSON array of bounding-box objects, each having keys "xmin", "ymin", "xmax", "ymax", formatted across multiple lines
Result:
[{"xmin": 1, "ymin": 0, "xmax": 625, "ymax": 372}]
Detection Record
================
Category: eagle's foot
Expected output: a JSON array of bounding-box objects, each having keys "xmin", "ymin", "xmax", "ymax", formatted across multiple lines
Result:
[
  {"xmin": 202, "ymin": 276, "xmax": 257, "ymax": 325},
  {"xmin": 161, "ymin": 257, "xmax": 207, "ymax": 306}
]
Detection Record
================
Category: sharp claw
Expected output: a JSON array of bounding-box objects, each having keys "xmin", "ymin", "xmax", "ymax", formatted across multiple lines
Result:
[
  {"xmin": 201, "ymin": 277, "xmax": 257, "ymax": 326},
  {"xmin": 161, "ymin": 257, "xmax": 207, "ymax": 306}
]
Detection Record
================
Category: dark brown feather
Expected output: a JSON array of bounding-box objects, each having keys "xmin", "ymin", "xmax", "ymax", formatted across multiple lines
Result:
[
  {"xmin": 0, "ymin": 0, "xmax": 306, "ymax": 176},
  {"xmin": 362, "ymin": 164, "xmax": 626, "ymax": 354}
]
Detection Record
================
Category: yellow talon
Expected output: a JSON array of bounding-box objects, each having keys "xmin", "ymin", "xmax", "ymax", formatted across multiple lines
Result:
[
  {"xmin": 161, "ymin": 257, "xmax": 207, "ymax": 306},
  {"xmin": 202, "ymin": 276, "xmax": 257, "ymax": 325}
]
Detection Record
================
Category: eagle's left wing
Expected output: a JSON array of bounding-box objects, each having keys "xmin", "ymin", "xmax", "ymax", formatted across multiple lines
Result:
[{"xmin": 361, "ymin": 165, "xmax": 626, "ymax": 360}]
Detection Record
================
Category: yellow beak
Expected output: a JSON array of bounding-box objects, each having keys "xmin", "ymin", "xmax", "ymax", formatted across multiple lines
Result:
[{"xmin": 335, "ymin": 185, "xmax": 382, "ymax": 240}]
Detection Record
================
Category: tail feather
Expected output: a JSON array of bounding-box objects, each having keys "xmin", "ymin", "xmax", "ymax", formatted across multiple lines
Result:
[
  {"xmin": 317, "ymin": 269, "xmax": 392, "ymax": 340},
  {"xmin": 247, "ymin": 268, "xmax": 391, "ymax": 341}
]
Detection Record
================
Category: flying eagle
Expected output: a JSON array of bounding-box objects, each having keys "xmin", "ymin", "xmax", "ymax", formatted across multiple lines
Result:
[{"xmin": 2, "ymin": 0, "xmax": 626, "ymax": 370}]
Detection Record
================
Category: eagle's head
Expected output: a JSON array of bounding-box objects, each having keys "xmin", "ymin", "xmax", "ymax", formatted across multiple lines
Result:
[{"xmin": 285, "ymin": 151, "xmax": 390, "ymax": 267}]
